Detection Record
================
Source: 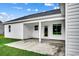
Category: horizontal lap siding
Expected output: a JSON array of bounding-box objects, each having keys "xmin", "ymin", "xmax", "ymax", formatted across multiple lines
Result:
[
  {"xmin": 66, "ymin": 3, "xmax": 79, "ymax": 56},
  {"xmin": 4, "ymin": 23, "xmax": 23, "ymax": 39}
]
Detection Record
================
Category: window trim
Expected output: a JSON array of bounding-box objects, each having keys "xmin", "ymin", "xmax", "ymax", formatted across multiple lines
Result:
[
  {"xmin": 34, "ymin": 25, "xmax": 38, "ymax": 31},
  {"xmin": 53, "ymin": 24, "xmax": 62, "ymax": 35},
  {"xmin": 44, "ymin": 26, "xmax": 48, "ymax": 37},
  {"xmin": 8, "ymin": 25, "xmax": 11, "ymax": 32}
]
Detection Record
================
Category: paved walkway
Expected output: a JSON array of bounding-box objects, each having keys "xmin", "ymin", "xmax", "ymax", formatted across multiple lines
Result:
[{"xmin": 5, "ymin": 39, "xmax": 65, "ymax": 56}]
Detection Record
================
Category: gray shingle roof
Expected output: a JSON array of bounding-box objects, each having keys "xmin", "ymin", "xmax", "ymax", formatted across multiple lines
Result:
[{"xmin": 6, "ymin": 9, "xmax": 61, "ymax": 23}]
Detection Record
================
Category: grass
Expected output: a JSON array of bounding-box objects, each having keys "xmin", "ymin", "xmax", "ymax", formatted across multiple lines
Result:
[
  {"xmin": 0, "ymin": 34, "xmax": 19, "ymax": 45},
  {"xmin": 0, "ymin": 45, "xmax": 46, "ymax": 56},
  {"xmin": 0, "ymin": 34, "xmax": 46, "ymax": 56}
]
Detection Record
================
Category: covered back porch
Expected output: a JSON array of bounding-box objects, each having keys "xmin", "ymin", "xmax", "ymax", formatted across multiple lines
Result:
[{"xmin": 23, "ymin": 19, "xmax": 65, "ymax": 43}]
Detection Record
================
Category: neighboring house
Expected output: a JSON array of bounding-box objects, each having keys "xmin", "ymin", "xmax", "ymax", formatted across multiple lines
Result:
[
  {"xmin": 0, "ymin": 21, "xmax": 4, "ymax": 34},
  {"xmin": 4, "ymin": 6, "xmax": 65, "ymax": 42}
]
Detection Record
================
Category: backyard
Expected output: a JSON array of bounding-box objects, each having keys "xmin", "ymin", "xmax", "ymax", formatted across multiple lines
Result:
[{"xmin": 0, "ymin": 35, "xmax": 46, "ymax": 56}]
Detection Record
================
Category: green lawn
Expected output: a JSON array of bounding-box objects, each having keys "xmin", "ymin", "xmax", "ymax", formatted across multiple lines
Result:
[
  {"xmin": 0, "ymin": 34, "xmax": 19, "ymax": 45},
  {"xmin": 0, "ymin": 35, "xmax": 46, "ymax": 56},
  {"xmin": 0, "ymin": 45, "xmax": 46, "ymax": 56}
]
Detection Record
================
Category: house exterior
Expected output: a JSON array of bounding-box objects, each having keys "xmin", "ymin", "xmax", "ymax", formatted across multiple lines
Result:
[
  {"xmin": 4, "ymin": 3, "xmax": 79, "ymax": 56},
  {"xmin": 0, "ymin": 21, "xmax": 4, "ymax": 34},
  {"xmin": 4, "ymin": 8, "xmax": 65, "ymax": 42}
]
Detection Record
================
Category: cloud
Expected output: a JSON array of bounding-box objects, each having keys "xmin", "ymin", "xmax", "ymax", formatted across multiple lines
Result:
[
  {"xmin": 35, "ymin": 9, "xmax": 38, "ymax": 12},
  {"xmin": 0, "ymin": 12, "xmax": 15, "ymax": 22},
  {"xmin": 0, "ymin": 12, "xmax": 8, "ymax": 16},
  {"xmin": 24, "ymin": 3, "xmax": 28, "ymax": 5},
  {"xmin": 0, "ymin": 12, "xmax": 9, "ymax": 22},
  {"xmin": 0, "ymin": 16, "xmax": 4, "ymax": 18},
  {"xmin": 27, "ymin": 8, "xmax": 39, "ymax": 12},
  {"xmin": 27, "ymin": 8, "xmax": 31, "ymax": 11},
  {"xmin": 54, "ymin": 6, "xmax": 60, "ymax": 9},
  {"xmin": 13, "ymin": 7, "xmax": 23, "ymax": 10},
  {"xmin": 42, "ymin": 10, "xmax": 46, "ymax": 12},
  {"xmin": 44, "ymin": 3, "xmax": 54, "ymax": 6}
]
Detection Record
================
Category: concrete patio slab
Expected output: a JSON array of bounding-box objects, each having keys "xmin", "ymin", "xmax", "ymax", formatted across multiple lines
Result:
[{"xmin": 5, "ymin": 39, "xmax": 65, "ymax": 56}]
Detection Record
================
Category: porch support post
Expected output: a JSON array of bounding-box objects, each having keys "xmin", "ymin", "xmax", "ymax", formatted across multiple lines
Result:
[
  {"xmin": 39, "ymin": 21, "xmax": 41, "ymax": 43},
  {"xmin": 21, "ymin": 24, "xmax": 24, "ymax": 43}
]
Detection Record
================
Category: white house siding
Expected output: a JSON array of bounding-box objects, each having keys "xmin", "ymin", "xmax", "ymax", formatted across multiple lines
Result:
[
  {"xmin": 23, "ymin": 23, "xmax": 39, "ymax": 39},
  {"xmin": 23, "ymin": 23, "xmax": 33, "ymax": 39},
  {"xmin": 4, "ymin": 23, "xmax": 23, "ymax": 39},
  {"xmin": 32, "ymin": 23, "xmax": 39, "ymax": 38},
  {"xmin": 66, "ymin": 3, "xmax": 79, "ymax": 56},
  {"xmin": 41, "ymin": 20, "xmax": 65, "ymax": 40}
]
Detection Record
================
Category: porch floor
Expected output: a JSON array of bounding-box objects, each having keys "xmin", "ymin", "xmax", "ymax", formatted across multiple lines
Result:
[{"xmin": 5, "ymin": 39, "xmax": 65, "ymax": 56}]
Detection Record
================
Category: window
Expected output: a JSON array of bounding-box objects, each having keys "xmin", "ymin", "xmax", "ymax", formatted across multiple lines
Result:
[
  {"xmin": 8, "ymin": 25, "xmax": 11, "ymax": 32},
  {"xmin": 34, "ymin": 25, "xmax": 38, "ymax": 30},
  {"xmin": 53, "ymin": 24, "xmax": 61, "ymax": 35},
  {"xmin": 44, "ymin": 26, "xmax": 48, "ymax": 36}
]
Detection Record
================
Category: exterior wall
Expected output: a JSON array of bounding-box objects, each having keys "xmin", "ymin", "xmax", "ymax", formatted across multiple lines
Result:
[
  {"xmin": 66, "ymin": 3, "xmax": 79, "ymax": 56},
  {"xmin": 32, "ymin": 23, "xmax": 39, "ymax": 38},
  {"xmin": 0, "ymin": 23, "xmax": 4, "ymax": 34},
  {"xmin": 23, "ymin": 24, "xmax": 33, "ymax": 39},
  {"xmin": 4, "ymin": 13, "xmax": 65, "ymax": 40},
  {"xmin": 41, "ymin": 20, "xmax": 65, "ymax": 40},
  {"xmin": 4, "ymin": 23, "xmax": 23, "ymax": 39},
  {"xmin": 23, "ymin": 20, "xmax": 65, "ymax": 40},
  {"xmin": 23, "ymin": 23, "xmax": 39, "ymax": 39}
]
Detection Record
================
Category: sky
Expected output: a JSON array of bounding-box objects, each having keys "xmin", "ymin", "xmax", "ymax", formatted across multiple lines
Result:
[{"xmin": 0, "ymin": 3, "xmax": 59, "ymax": 22}]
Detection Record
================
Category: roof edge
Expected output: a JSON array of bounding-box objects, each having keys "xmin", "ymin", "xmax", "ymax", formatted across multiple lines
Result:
[{"xmin": 4, "ymin": 9, "xmax": 61, "ymax": 24}]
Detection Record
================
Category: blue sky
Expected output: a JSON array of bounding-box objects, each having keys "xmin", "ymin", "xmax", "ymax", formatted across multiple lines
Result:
[{"xmin": 0, "ymin": 3, "xmax": 59, "ymax": 22}]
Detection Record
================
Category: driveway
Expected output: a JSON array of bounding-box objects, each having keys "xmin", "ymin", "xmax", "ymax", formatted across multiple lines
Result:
[{"xmin": 5, "ymin": 39, "xmax": 65, "ymax": 56}]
